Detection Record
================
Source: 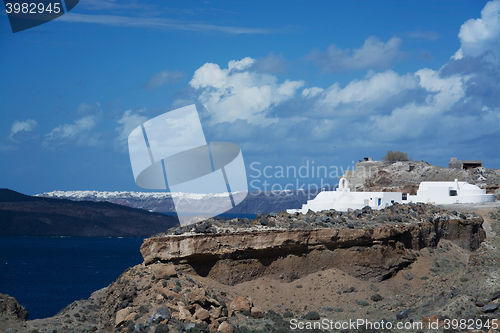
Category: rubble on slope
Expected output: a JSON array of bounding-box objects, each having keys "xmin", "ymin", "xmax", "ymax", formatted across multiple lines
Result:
[{"xmin": 156, "ymin": 202, "xmax": 480, "ymax": 237}]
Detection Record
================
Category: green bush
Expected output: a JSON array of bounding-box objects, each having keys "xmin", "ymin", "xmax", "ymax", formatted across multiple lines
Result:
[
  {"xmin": 355, "ymin": 299, "xmax": 369, "ymax": 306},
  {"xmin": 304, "ymin": 311, "xmax": 320, "ymax": 320},
  {"xmin": 381, "ymin": 150, "xmax": 410, "ymax": 163},
  {"xmin": 154, "ymin": 324, "xmax": 169, "ymax": 333}
]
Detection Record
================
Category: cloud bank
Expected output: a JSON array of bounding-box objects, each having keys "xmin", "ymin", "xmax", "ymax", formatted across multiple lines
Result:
[
  {"xmin": 457, "ymin": 0, "xmax": 500, "ymax": 62},
  {"xmin": 189, "ymin": 57, "xmax": 304, "ymax": 125},
  {"xmin": 308, "ymin": 36, "xmax": 405, "ymax": 73},
  {"xmin": 186, "ymin": 2, "xmax": 499, "ymax": 162}
]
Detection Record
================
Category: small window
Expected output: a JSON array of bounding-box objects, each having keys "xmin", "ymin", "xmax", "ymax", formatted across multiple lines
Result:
[
  {"xmin": 449, "ymin": 190, "xmax": 457, "ymax": 196},
  {"xmin": 402, "ymin": 193, "xmax": 407, "ymax": 200}
]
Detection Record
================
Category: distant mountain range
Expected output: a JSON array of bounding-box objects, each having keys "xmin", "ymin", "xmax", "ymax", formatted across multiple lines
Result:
[
  {"xmin": 35, "ymin": 189, "xmax": 328, "ymax": 215},
  {"xmin": 0, "ymin": 189, "xmax": 178, "ymax": 237}
]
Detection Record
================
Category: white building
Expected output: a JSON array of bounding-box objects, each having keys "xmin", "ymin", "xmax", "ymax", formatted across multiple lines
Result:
[
  {"xmin": 406, "ymin": 179, "xmax": 494, "ymax": 205},
  {"xmin": 287, "ymin": 178, "xmax": 495, "ymax": 214},
  {"xmin": 287, "ymin": 178, "xmax": 403, "ymax": 214}
]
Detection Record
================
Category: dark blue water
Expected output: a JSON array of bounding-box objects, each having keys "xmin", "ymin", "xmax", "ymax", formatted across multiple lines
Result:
[{"xmin": 0, "ymin": 236, "xmax": 144, "ymax": 319}]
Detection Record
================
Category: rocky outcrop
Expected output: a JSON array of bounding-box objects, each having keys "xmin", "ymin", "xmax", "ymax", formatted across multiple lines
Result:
[
  {"xmin": 359, "ymin": 161, "xmax": 500, "ymax": 193},
  {"xmin": 141, "ymin": 205, "xmax": 485, "ymax": 283},
  {"xmin": 0, "ymin": 293, "xmax": 28, "ymax": 322},
  {"xmin": 10, "ymin": 204, "xmax": 497, "ymax": 333}
]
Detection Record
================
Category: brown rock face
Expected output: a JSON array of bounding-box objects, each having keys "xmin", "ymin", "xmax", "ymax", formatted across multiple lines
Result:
[
  {"xmin": 228, "ymin": 296, "xmax": 251, "ymax": 317},
  {"xmin": 115, "ymin": 307, "xmax": 134, "ymax": 327},
  {"xmin": 0, "ymin": 293, "xmax": 28, "ymax": 322},
  {"xmin": 140, "ymin": 215, "xmax": 485, "ymax": 283}
]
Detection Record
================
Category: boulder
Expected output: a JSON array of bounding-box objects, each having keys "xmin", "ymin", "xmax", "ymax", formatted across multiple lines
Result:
[
  {"xmin": 218, "ymin": 321, "xmax": 234, "ymax": 333},
  {"xmin": 207, "ymin": 297, "xmax": 221, "ymax": 307},
  {"xmin": 186, "ymin": 289, "xmax": 207, "ymax": 306},
  {"xmin": 251, "ymin": 306, "xmax": 264, "ymax": 319},
  {"xmin": 124, "ymin": 312, "xmax": 137, "ymax": 322},
  {"xmin": 178, "ymin": 303, "xmax": 193, "ymax": 321},
  {"xmin": 195, "ymin": 308, "xmax": 210, "ymax": 321},
  {"xmin": 228, "ymin": 296, "xmax": 251, "ymax": 317},
  {"xmin": 151, "ymin": 307, "xmax": 170, "ymax": 321},
  {"xmin": 115, "ymin": 307, "xmax": 134, "ymax": 327},
  {"xmin": 209, "ymin": 306, "xmax": 222, "ymax": 319},
  {"xmin": 396, "ymin": 308, "xmax": 410, "ymax": 320},
  {"xmin": 482, "ymin": 303, "xmax": 498, "ymax": 313},
  {"xmin": 209, "ymin": 320, "xmax": 220, "ymax": 333}
]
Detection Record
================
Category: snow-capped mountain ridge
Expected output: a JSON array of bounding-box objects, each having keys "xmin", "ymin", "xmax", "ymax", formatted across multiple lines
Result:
[
  {"xmin": 35, "ymin": 189, "xmax": 318, "ymax": 214},
  {"xmin": 36, "ymin": 190, "xmax": 242, "ymax": 200}
]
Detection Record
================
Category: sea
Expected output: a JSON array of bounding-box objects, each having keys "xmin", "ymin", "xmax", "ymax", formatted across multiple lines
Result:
[{"xmin": 0, "ymin": 236, "xmax": 145, "ymax": 320}]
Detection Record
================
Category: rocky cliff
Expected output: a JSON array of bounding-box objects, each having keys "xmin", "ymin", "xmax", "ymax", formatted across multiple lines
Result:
[
  {"xmin": 140, "ymin": 203, "xmax": 485, "ymax": 284},
  {"xmin": 3, "ymin": 204, "xmax": 499, "ymax": 333}
]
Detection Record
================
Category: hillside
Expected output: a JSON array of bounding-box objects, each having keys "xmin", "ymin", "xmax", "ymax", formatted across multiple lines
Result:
[
  {"xmin": 2, "ymin": 203, "xmax": 499, "ymax": 333},
  {"xmin": 356, "ymin": 161, "xmax": 499, "ymax": 199},
  {"xmin": 0, "ymin": 189, "xmax": 178, "ymax": 237}
]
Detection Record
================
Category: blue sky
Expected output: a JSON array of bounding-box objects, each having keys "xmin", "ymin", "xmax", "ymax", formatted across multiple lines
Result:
[{"xmin": 1, "ymin": 0, "xmax": 499, "ymax": 195}]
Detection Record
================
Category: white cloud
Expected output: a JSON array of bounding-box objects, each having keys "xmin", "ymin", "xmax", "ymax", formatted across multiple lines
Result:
[
  {"xmin": 367, "ymin": 68, "xmax": 470, "ymax": 140},
  {"xmin": 190, "ymin": 58, "xmax": 304, "ymax": 125},
  {"xmin": 43, "ymin": 115, "xmax": 100, "ymax": 148},
  {"xmin": 303, "ymin": 70, "xmax": 418, "ymax": 117},
  {"xmin": 142, "ymin": 69, "xmax": 184, "ymax": 90},
  {"xmin": 458, "ymin": 0, "xmax": 500, "ymax": 61},
  {"xmin": 174, "ymin": 2, "xmax": 499, "ymax": 165},
  {"xmin": 302, "ymin": 87, "xmax": 324, "ymax": 98},
  {"xmin": 451, "ymin": 49, "xmax": 464, "ymax": 60},
  {"xmin": 309, "ymin": 36, "xmax": 405, "ymax": 73},
  {"xmin": 9, "ymin": 119, "xmax": 37, "ymax": 141},
  {"xmin": 114, "ymin": 108, "xmax": 149, "ymax": 152},
  {"xmin": 57, "ymin": 13, "xmax": 271, "ymax": 34},
  {"xmin": 250, "ymin": 52, "xmax": 289, "ymax": 74}
]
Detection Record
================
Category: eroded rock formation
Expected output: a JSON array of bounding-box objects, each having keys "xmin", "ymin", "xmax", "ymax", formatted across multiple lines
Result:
[{"xmin": 141, "ymin": 204, "xmax": 485, "ymax": 284}]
